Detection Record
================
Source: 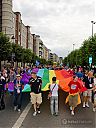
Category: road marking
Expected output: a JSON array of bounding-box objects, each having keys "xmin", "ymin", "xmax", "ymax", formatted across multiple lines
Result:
[
  {"xmin": 12, "ymin": 103, "xmax": 31, "ymax": 128},
  {"xmin": 95, "ymin": 113, "xmax": 96, "ymax": 128}
]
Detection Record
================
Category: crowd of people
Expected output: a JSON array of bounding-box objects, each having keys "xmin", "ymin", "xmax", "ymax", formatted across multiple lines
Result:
[{"xmin": 0, "ymin": 65, "xmax": 96, "ymax": 117}]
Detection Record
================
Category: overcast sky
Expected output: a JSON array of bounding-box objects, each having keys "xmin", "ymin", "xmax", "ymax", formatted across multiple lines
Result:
[{"xmin": 13, "ymin": 0, "xmax": 95, "ymax": 58}]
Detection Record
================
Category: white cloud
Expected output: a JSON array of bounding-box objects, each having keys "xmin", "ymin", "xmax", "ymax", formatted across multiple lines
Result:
[{"xmin": 13, "ymin": 0, "xmax": 95, "ymax": 57}]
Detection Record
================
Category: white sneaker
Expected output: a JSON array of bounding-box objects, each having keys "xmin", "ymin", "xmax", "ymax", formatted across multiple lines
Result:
[
  {"xmin": 86, "ymin": 103, "xmax": 89, "ymax": 108},
  {"xmin": 37, "ymin": 110, "xmax": 40, "ymax": 114},
  {"xmin": 70, "ymin": 106, "xmax": 72, "ymax": 110},
  {"xmin": 14, "ymin": 106, "xmax": 17, "ymax": 111},
  {"xmin": 83, "ymin": 102, "xmax": 86, "ymax": 108},
  {"xmin": 37, "ymin": 108, "xmax": 41, "ymax": 114},
  {"xmin": 18, "ymin": 109, "xmax": 21, "ymax": 112},
  {"xmin": 55, "ymin": 113, "xmax": 58, "ymax": 116},
  {"xmin": 71, "ymin": 110, "xmax": 75, "ymax": 116},
  {"xmin": 93, "ymin": 108, "xmax": 96, "ymax": 112},
  {"xmin": 33, "ymin": 111, "xmax": 37, "ymax": 116}
]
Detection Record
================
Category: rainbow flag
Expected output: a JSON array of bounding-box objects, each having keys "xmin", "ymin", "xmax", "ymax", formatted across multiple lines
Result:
[{"xmin": 8, "ymin": 69, "xmax": 86, "ymax": 93}]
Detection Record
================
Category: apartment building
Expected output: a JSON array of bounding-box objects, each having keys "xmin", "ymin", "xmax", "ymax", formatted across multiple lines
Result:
[
  {"xmin": 0, "ymin": 0, "xmax": 33, "ymax": 51},
  {"xmin": 0, "ymin": 0, "xmax": 2, "ymax": 32},
  {"xmin": 34, "ymin": 35, "xmax": 40, "ymax": 57},
  {"xmin": 20, "ymin": 22, "xmax": 27, "ymax": 48},
  {"xmin": 59, "ymin": 57, "xmax": 63, "ymax": 64},
  {"xmin": 43, "ymin": 44, "xmax": 49, "ymax": 61},
  {"xmin": 53, "ymin": 53, "xmax": 59, "ymax": 63},
  {"xmin": 49, "ymin": 53, "xmax": 53, "ymax": 62},
  {"xmin": 0, "ymin": 0, "xmax": 61, "ymax": 61},
  {"xmin": 1, "ymin": 0, "xmax": 14, "ymax": 38}
]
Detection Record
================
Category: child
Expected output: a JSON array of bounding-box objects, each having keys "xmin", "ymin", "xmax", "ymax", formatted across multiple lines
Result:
[
  {"xmin": 48, "ymin": 77, "xmax": 59, "ymax": 116},
  {"xmin": 13, "ymin": 74, "xmax": 23, "ymax": 112}
]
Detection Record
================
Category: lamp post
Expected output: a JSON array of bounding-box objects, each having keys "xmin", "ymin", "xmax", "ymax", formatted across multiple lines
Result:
[
  {"xmin": 90, "ymin": 21, "xmax": 96, "ymax": 68},
  {"xmin": 11, "ymin": 53, "xmax": 15, "ymax": 67},
  {"xmin": 67, "ymin": 51, "xmax": 69, "ymax": 66},
  {"xmin": 73, "ymin": 43, "xmax": 75, "ymax": 51},
  {"xmin": 91, "ymin": 21, "xmax": 96, "ymax": 41}
]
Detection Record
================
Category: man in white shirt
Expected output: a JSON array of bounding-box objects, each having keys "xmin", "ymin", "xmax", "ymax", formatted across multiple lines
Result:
[{"xmin": 49, "ymin": 77, "xmax": 59, "ymax": 116}]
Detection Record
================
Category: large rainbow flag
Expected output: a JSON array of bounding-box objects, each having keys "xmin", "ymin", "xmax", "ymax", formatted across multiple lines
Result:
[{"xmin": 7, "ymin": 69, "xmax": 87, "ymax": 93}]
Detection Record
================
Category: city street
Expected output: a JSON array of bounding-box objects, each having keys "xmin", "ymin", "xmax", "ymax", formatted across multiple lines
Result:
[
  {"xmin": 0, "ymin": 90, "xmax": 95, "ymax": 128},
  {"xmin": 0, "ymin": 0, "xmax": 95, "ymax": 128}
]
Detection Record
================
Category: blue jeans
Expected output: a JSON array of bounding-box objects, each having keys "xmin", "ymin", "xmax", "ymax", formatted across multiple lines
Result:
[
  {"xmin": 50, "ymin": 96, "xmax": 58, "ymax": 115},
  {"xmin": 13, "ymin": 93, "xmax": 22, "ymax": 109}
]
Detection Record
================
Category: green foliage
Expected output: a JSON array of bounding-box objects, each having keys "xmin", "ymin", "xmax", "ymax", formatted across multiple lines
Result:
[
  {"xmin": 0, "ymin": 32, "xmax": 12, "ymax": 61},
  {"xmin": 0, "ymin": 32, "xmax": 54, "ymax": 66},
  {"xmin": 23, "ymin": 48, "xmax": 33, "ymax": 63},
  {"xmin": 46, "ymin": 60, "xmax": 53, "ymax": 65},
  {"xmin": 40, "ymin": 58, "xmax": 47, "ymax": 65},
  {"xmin": 63, "ymin": 34, "xmax": 96, "ymax": 66},
  {"xmin": 11, "ymin": 43, "xmax": 23, "ymax": 62}
]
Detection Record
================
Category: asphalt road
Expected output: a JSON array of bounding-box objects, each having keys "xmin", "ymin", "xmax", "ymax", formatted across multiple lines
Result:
[{"xmin": 0, "ymin": 90, "xmax": 96, "ymax": 128}]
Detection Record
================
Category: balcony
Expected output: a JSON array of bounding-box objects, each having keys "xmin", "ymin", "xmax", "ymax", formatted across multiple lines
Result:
[
  {"xmin": 39, "ymin": 46, "xmax": 43, "ymax": 50},
  {"xmin": 39, "ymin": 51, "xmax": 43, "ymax": 55},
  {"xmin": 39, "ymin": 41, "xmax": 43, "ymax": 45}
]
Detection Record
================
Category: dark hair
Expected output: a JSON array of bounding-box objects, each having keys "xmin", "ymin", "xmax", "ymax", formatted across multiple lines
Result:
[
  {"xmin": 52, "ymin": 77, "xmax": 56, "ymax": 82},
  {"xmin": 73, "ymin": 75, "xmax": 77, "ymax": 79},
  {"xmin": 31, "ymin": 71, "xmax": 37, "ymax": 74}
]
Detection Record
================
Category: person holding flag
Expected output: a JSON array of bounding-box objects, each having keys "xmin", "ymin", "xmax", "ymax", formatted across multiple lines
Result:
[
  {"xmin": 66, "ymin": 75, "xmax": 81, "ymax": 115},
  {"xmin": 13, "ymin": 74, "xmax": 24, "ymax": 112},
  {"xmin": 29, "ymin": 71, "xmax": 42, "ymax": 116}
]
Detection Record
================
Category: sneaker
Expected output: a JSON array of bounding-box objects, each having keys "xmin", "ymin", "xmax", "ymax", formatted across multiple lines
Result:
[
  {"xmin": 55, "ymin": 113, "xmax": 58, "ymax": 116},
  {"xmin": 83, "ymin": 102, "xmax": 86, "ymax": 108},
  {"xmin": 71, "ymin": 110, "xmax": 75, "ymax": 116},
  {"xmin": 14, "ymin": 106, "xmax": 17, "ymax": 111},
  {"xmin": 18, "ymin": 109, "xmax": 21, "ymax": 112},
  {"xmin": 51, "ymin": 113, "xmax": 54, "ymax": 116},
  {"xmin": 33, "ymin": 111, "xmax": 37, "ymax": 116},
  {"xmin": 93, "ymin": 107, "xmax": 96, "ymax": 112},
  {"xmin": 38, "ymin": 110, "xmax": 40, "ymax": 114},
  {"xmin": 86, "ymin": 103, "xmax": 89, "ymax": 108},
  {"xmin": 70, "ymin": 106, "xmax": 72, "ymax": 110},
  {"xmin": 37, "ymin": 108, "xmax": 40, "ymax": 114}
]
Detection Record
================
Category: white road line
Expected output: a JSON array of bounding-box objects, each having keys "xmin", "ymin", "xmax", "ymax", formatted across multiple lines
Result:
[
  {"xmin": 95, "ymin": 113, "xmax": 96, "ymax": 128},
  {"xmin": 12, "ymin": 103, "xmax": 31, "ymax": 128}
]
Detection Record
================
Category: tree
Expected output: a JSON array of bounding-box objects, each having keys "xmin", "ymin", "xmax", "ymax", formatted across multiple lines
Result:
[
  {"xmin": 11, "ymin": 43, "xmax": 23, "ymax": 63},
  {"xmin": 0, "ymin": 32, "xmax": 12, "ymax": 70},
  {"xmin": 46, "ymin": 60, "xmax": 53, "ymax": 65},
  {"xmin": 23, "ymin": 49, "xmax": 32, "ymax": 63},
  {"xmin": 40, "ymin": 58, "xmax": 47, "ymax": 65},
  {"xmin": 63, "ymin": 34, "xmax": 96, "ymax": 67}
]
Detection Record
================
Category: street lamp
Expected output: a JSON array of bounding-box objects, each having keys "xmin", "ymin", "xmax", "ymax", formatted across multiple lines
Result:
[
  {"xmin": 91, "ymin": 21, "xmax": 96, "ymax": 41},
  {"xmin": 11, "ymin": 53, "xmax": 15, "ymax": 67},
  {"xmin": 73, "ymin": 43, "xmax": 75, "ymax": 51},
  {"xmin": 67, "ymin": 51, "xmax": 69, "ymax": 66}
]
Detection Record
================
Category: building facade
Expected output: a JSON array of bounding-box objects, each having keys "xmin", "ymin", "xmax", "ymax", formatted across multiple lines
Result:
[
  {"xmin": 0, "ymin": 0, "xmax": 61, "ymax": 62},
  {"xmin": 43, "ymin": 44, "xmax": 49, "ymax": 61},
  {"xmin": 20, "ymin": 22, "xmax": 27, "ymax": 48},
  {"xmin": 0, "ymin": 0, "xmax": 2, "ymax": 32},
  {"xmin": 39, "ymin": 39, "xmax": 43, "ymax": 58},
  {"xmin": 1, "ymin": 0, "xmax": 13, "ymax": 38},
  {"xmin": 49, "ymin": 53, "xmax": 53, "ymax": 62}
]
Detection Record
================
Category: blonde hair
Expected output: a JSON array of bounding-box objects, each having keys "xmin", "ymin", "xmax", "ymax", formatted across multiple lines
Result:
[{"xmin": 88, "ymin": 71, "xmax": 93, "ymax": 77}]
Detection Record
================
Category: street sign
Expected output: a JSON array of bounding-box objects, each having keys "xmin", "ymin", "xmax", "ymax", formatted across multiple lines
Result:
[{"xmin": 89, "ymin": 56, "xmax": 92, "ymax": 64}]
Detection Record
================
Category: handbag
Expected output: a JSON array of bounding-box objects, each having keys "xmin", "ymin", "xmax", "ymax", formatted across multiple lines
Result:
[{"xmin": 48, "ymin": 84, "xmax": 56, "ymax": 99}]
